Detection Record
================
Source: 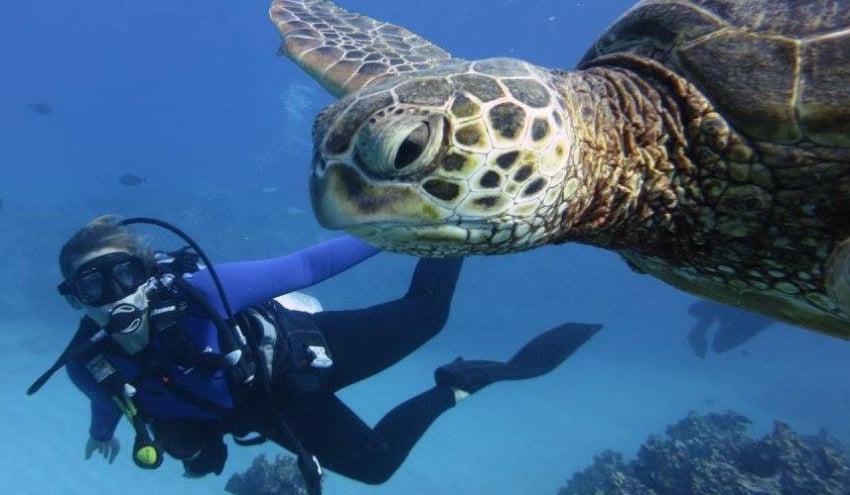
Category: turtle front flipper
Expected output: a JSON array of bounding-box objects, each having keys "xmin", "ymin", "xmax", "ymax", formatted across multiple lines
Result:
[
  {"xmin": 269, "ymin": 0, "xmax": 452, "ymax": 96},
  {"xmin": 826, "ymin": 239, "xmax": 850, "ymax": 317}
]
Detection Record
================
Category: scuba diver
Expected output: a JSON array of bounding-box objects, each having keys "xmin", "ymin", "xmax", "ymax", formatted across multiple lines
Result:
[
  {"xmin": 29, "ymin": 215, "xmax": 601, "ymax": 494},
  {"xmin": 686, "ymin": 300, "xmax": 776, "ymax": 359}
]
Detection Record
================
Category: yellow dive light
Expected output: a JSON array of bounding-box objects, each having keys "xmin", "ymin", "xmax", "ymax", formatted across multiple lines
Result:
[
  {"xmin": 134, "ymin": 442, "xmax": 161, "ymax": 468},
  {"xmin": 112, "ymin": 395, "xmax": 164, "ymax": 470}
]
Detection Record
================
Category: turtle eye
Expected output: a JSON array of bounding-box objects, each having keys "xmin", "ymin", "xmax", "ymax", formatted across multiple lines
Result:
[{"xmin": 394, "ymin": 122, "xmax": 430, "ymax": 170}]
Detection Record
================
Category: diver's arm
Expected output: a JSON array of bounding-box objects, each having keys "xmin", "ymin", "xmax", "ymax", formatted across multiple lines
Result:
[
  {"xmin": 88, "ymin": 399, "xmax": 123, "ymax": 441},
  {"xmin": 66, "ymin": 361, "xmax": 123, "ymax": 441},
  {"xmin": 188, "ymin": 236, "xmax": 380, "ymax": 314}
]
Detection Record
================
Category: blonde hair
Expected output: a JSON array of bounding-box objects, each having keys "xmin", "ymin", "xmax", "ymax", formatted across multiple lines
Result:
[{"xmin": 59, "ymin": 215, "xmax": 155, "ymax": 279}]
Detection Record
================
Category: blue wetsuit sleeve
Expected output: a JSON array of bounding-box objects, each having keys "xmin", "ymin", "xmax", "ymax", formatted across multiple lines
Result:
[
  {"xmin": 66, "ymin": 361, "xmax": 122, "ymax": 441},
  {"xmin": 187, "ymin": 236, "xmax": 380, "ymax": 316}
]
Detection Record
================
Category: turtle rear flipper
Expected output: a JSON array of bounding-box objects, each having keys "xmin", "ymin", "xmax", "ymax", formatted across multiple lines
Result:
[
  {"xmin": 826, "ymin": 239, "xmax": 850, "ymax": 317},
  {"xmin": 269, "ymin": 0, "xmax": 452, "ymax": 96}
]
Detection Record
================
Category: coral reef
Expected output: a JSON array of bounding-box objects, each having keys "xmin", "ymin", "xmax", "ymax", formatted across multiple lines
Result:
[
  {"xmin": 225, "ymin": 454, "xmax": 307, "ymax": 495},
  {"xmin": 560, "ymin": 411, "xmax": 850, "ymax": 495}
]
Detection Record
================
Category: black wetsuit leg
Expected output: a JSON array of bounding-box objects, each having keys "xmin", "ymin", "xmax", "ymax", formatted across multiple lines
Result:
[
  {"xmin": 269, "ymin": 257, "xmax": 463, "ymax": 484},
  {"xmin": 152, "ymin": 418, "xmax": 228, "ymax": 476},
  {"xmin": 314, "ymin": 256, "xmax": 463, "ymax": 392},
  {"xmin": 687, "ymin": 314, "xmax": 715, "ymax": 359},
  {"xmin": 270, "ymin": 389, "xmax": 456, "ymax": 485}
]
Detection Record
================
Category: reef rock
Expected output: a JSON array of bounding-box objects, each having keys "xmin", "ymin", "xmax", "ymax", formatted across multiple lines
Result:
[
  {"xmin": 560, "ymin": 411, "xmax": 850, "ymax": 495},
  {"xmin": 225, "ymin": 454, "xmax": 307, "ymax": 495}
]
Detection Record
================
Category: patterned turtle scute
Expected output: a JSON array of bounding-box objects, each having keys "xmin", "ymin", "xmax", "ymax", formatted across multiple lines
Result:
[
  {"xmin": 513, "ymin": 164, "xmax": 534, "ymax": 183},
  {"xmin": 455, "ymin": 124, "xmax": 486, "ymax": 147},
  {"xmin": 441, "ymin": 153, "xmax": 467, "ymax": 172},
  {"xmin": 450, "ymin": 74, "xmax": 505, "ymax": 102},
  {"xmin": 423, "ymin": 179, "xmax": 460, "ymax": 201},
  {"xmin": 471, "ymin": 58, "xmax": 531, "ymax": 77},
  {"xmin": 496, "ymin": 151, "xmax": 519, "ymax": 170},
  {"xmin": 488, "ymin": 102, "xmax": 527, "ymax": 140},
  {"xmin": 478, "ymin": 171, "xmax": 501, "ymax": 189},
  {"xmin": 582, "ymin": 0, "xmax": 850, "ymax": 147},
  {"xmin": 450, "ymin": 94, "xmax": 480, "ymax": 118},
  {"xmin": 532, "ymin": 118, "xmax": 550, "ymax": 141},
  {"xmin": 503, "ymin": 79, "xmax": 552, "ymax": 108},
  {"xmin": 696, "ymin": 0, "xmax": 850, "ymax": 35},
  {"xmin": 396, "ymin": 78, "xmax": 454, "ymax": 105}
]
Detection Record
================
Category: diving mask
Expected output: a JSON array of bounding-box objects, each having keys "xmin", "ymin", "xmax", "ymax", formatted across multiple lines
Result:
[{"xmin": 59, "ymin": 252, "xmax": 147, "ymax": 307}]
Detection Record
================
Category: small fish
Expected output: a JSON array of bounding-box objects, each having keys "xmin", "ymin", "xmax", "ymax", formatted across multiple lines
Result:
[
  {"xmin": 28, "ymin": 102, "xmax": 53, "ymax": 115},
  {"xmin": 119, "ymin": 174, "xmax": 147, "ymax": 186},
  {"xmin": 261, "ymin": 186, "xmax": 280, "ymax": 194}
]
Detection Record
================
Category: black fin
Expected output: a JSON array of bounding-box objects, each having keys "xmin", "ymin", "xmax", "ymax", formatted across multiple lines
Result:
[
  {"xmin": 435, "ymin": 322, "xmax": 602, "ymax": 393},
  {"xmin": 507, "ymin": 323, "xmax": 602, "ymax": 378}
]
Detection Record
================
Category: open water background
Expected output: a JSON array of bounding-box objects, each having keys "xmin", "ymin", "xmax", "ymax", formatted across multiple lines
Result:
[{"xmin": 2, "ymin": 1, "xmax": 849, "ymax": 493}]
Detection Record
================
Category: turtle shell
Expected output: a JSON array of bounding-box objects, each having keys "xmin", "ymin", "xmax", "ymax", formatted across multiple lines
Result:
[{"xmin": 579, "ymin": 0, "xmax": 850, "ymax": 146}]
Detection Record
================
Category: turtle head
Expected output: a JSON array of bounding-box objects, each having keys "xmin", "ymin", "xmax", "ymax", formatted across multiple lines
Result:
[{"xmin": 310, "ymin": 58, "xmax": 574, "ymax": 256}]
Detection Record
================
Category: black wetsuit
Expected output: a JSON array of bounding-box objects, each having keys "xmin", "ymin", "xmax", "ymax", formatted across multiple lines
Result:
[{"xmin": 155, "ymin": 257, "xmax": 463, "ymax": 484}]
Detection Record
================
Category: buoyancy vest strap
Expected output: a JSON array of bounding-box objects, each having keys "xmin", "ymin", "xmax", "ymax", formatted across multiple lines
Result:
[
  {"xmin": 170, "ymin": 276, "xmax": 255, "ymax": 385},
  {"xmin": 231, "ymin": 305, "xmax": 317, "ymax": 474},
  {"xmin": 241, "ymin": 308, "xmax": 277, "ymax": 379},
  {"xmin": 247, "ymin": 322, "xmax": 323, "ymax": 495}
]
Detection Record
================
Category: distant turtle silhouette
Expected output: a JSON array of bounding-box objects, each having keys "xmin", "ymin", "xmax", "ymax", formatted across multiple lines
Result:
[{"xmin": 687, "ymin": 300, "xmax": 776, "ymax": 359}]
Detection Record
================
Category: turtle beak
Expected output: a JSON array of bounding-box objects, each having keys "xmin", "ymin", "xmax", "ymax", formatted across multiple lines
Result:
[
  {"xmin": 310, "ymin": 165, "xmax": 347, "ymax": 230},
  {"xmin": 310, "ymin": 162, "xmax": 451, "ymax": 230}
]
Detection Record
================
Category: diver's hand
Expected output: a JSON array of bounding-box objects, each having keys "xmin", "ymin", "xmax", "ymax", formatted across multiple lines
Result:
[{"xmin": 85, "ymin": 437, "xmax": 120, "ymax": 463}]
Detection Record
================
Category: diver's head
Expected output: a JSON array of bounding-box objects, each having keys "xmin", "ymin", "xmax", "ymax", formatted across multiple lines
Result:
[{"xmin": 58, "ymin": 215, "xmax": 155, "ymax": 325}]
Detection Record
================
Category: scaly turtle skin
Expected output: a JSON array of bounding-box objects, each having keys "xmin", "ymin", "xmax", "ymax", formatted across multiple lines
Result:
[{"xmin": 269, "ymin": 0, "xmax": 850, "ymax": 339}]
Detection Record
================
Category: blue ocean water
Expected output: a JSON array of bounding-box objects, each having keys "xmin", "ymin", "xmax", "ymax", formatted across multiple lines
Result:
[{"xmin": 2, "ymin": 1, "xmax": 849, "ymax": 494}]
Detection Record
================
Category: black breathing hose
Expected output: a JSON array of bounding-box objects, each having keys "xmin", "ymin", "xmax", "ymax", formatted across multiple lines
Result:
[{"xmin": 120, "ymin": 217, "xmax": 237, "ymax": 324}]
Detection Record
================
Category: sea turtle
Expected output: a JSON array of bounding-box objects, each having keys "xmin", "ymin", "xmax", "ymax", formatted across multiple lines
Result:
[{"xmin": 269, "ymin": 0, "xmax": 850, "ymax": 338}]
